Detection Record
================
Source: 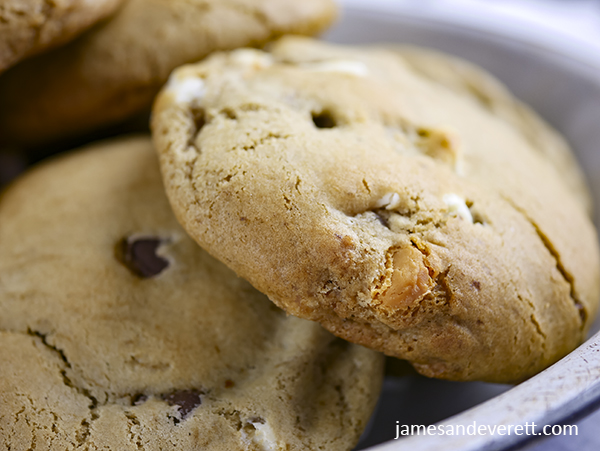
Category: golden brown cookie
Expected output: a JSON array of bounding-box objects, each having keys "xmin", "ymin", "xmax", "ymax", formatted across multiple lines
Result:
[
  {"xmin": 0, "ymin": 0, "xmax": 337, "ymax": 146},
  {"xmin": 388, "ymin": 45, "xmax": 593, "ymax": 214},
  {"xmin": 0, "ymin": 136, "xmax": 383, "ymax": 450},
  {"xmin": 0, "ymin": 0, "xmax": 123, "ymax": 73},
  {"xmin": 151, "ymin": 37, "xmax": 600, "ymax": 383}
]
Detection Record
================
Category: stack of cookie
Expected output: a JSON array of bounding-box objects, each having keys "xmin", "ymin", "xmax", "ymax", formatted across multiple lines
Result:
[{"xmin": 1, "ymin": 1, "xmax": 599, "ymax": 449}]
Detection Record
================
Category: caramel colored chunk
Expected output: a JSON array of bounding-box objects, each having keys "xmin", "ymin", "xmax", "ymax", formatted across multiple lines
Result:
[
  {"xmin": 379, "ymin": 246, "xmax": 431, "ymax": 309},
  {"xmin": 416, "ymin": 127, "xmax": 462, "ymax": 171}
]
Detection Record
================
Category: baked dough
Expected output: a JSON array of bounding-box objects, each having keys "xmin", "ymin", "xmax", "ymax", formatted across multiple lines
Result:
[
  {"xmin": 0, "ymin": 136, "xmax": 383, "ymax": 450},
  {"xmin": 0, "ymin": 0, "xmax": 337, "ymax": 146},
  {"xmin": 152, "ymin": 37, "xmax": 600, "ymax": 383},
  {"xmin": 0, "ymin": 0, "xmax": 123, "ymax": 73}
]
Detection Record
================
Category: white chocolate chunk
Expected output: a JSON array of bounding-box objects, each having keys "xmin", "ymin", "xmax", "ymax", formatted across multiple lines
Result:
[
  {"xmin": 252, "ymin": 421, "xmax": 279, "ymax": 451},
  {"xmin": 443, "ymin": 193, "xmax": 473, "ymax": 223},
  {"xmin": 166, "ymin": 74, "xmax": 205, "ymax": 105},
  {"xmin": 375, "ymin": 192, "xmax": 401, "ymax": 210},
  {"xmin": 231, "ymin": 49, "xmax": 274, "ymax": 69},
  {"xmin": 241, "ymin": 419, "xmax": 279, "ymax": 451},
  {"xmin": 301, "ymin": 59, "xmax": 369, "ymax": 77}
]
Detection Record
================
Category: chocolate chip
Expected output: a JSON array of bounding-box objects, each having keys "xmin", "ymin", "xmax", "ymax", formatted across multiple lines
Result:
[
  {"xmin": 116, "ymin": 237, "xmax": 170, "ymax": 278},
  {"xmin": 131, "ymin": 393, "xmax": 148, "ymax": 406},
  {"xmin": 221, "ymin": 108, "xmax": 237, "ymax": 120},
  {"xmin": 224, "ymin": 380, "xmax": 235, "ymax": 388},
  {"xmin": 192, "ymin": 106, "xmax": 206, "ymax": 131},
  {"xmin": 163, "ymin": 390, "xmax": 202, "ymax": 419},
  {"xmin": 471, "ymin": 280, "xmax": 481, "ymax": 291},
  {"xmin": 312, "ymin": 110, "xmax": 336, "ymax": 129}
]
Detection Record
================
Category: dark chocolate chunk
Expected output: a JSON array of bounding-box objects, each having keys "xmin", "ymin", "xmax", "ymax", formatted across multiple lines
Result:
[
  {"xmin": 131, "ymin": 393, "xmax": 148, "ymax": 406},
  {"xmin": 116, "ymin": 237, "xmax": 170, "ymax": 278},
  {"xmin": 312, "ymin": 110, "xmax": 336, "ymax": 129},
  {"xmin": 163, "ymin": 390, "xmax": 202, "ymax": 419}
]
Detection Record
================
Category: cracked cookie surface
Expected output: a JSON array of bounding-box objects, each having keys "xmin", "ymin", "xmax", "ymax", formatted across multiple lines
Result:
[
  {"xmin": 0, "ymin": 0, "xmax": 337, "ymax": 146},
  {"xmin": 0, "ymin": 0, "xmax": 123, "ymax": 73},
  {"xmin": 0, "ymin": 136, "xmax": 383, "ymax": 450},
  {"xmin": 151, "ymin": 37, "xmax": 600, "ymax": 383}
]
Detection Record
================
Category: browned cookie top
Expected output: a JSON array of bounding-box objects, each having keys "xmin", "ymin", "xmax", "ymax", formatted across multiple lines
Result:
[
  {"xmin": 0, "ymin": 136, "xmax": 383, "ymax": 450},
  {"xmin": 151, "ymin": 37, "xmax": 600, "ymax": 383},
  {"xmin": 0, "ymin": 0, "xmax": 337, "ymax": 146}
]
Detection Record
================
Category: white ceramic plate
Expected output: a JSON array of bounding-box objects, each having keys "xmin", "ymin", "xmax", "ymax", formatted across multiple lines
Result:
[{"xmin": 324, "ymin": 5, "xmax": 600, "ymax": 451}]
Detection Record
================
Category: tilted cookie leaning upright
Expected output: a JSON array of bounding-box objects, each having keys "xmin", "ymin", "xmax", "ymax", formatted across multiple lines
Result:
[
  {"xmin": 0, "ymin": 136, "xmax": 383, "ymax": 450},
  {"xmin": 151, "ymin": 37, "xmax": 600, "ymax": 383}
]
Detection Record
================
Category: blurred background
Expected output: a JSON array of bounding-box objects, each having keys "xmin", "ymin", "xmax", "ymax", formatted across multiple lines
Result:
[{"xmin": 340, "ymin": 0, "xmax": 600, "ymax": 64}]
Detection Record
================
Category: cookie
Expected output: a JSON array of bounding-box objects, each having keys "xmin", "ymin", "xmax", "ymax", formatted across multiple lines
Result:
[
  {"xmin": 0, "ymin": 0, "xmax": 337, "ymax": 146},
  {"xmin": 387, "ymin": 45, "xmax": 593, "ymax": 215},
  {"xmin": 151, "ymin": 37, "xmax": 600, "ymax": 383},
  {"xmin": 0, "ymin": 136, "xmax": 383, "ymax": 450},
  {"xmin": 0, "ymin": 0, "xmax": 123, "ymax": 73}
]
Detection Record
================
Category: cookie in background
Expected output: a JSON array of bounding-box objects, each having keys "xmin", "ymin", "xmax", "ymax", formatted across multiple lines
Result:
[
  {"xmin": 0, "ymin": 0, "xmax": 337, "ymax": 147},
  {"xmin": 0, "ymin": 0, "xmax": 123, "ymax": 73}
]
